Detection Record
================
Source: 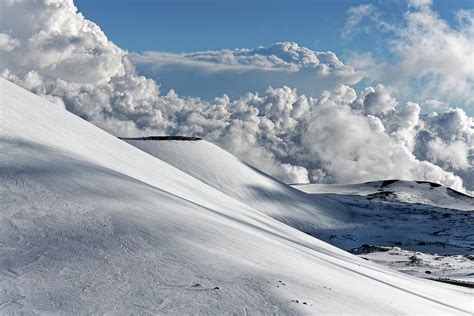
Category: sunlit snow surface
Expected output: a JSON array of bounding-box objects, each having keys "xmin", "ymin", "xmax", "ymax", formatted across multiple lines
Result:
[
  {"xmin": 0, "ymin": 78, "xmax": 472, "ymax": 314},
  {"xmin": 126, "ymin": 137, "xmax": 474, "ymax": 288}
]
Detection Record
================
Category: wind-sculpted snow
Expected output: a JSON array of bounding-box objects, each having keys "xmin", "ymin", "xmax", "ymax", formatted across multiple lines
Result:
[
  {"xmin": 0, "ymin": 0, "xmax": 473, "ymax": 192},
  {"xmin": 1, "ymin": 78, "xmax": 473, "ymax": 314}
]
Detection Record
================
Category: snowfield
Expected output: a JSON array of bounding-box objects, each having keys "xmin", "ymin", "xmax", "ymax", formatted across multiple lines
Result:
[
  {"xmin": 295, "ymin": 180, "xmax": 473, "ymax": 211},
  {"xmin": 294, "ymin": 181, "xmax": 473, "ymax": 288},
  {"xmin": 124, "ymin": 135, "xmax": 474, "ymax": 290},
  {"xmin": 123, "ymin": 137, "xmax": 350, "ymax": 233},
  {"xmin": 0, "ymin": 78, "xmax": 473, "ymax": 314}
]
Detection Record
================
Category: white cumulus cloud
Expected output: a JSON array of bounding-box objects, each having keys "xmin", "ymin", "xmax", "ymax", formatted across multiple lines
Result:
[
  {"xmin": 1, "ymin": 0, "xmax": 472, "ymax": 194},
  {"xmin": 345, "ymin": 1, "xmax": 474, "ymax": 111}
]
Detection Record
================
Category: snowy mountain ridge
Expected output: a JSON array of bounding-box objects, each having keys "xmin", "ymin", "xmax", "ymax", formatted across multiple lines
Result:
[{"xmin": 295, "ymin": 179, "xmax": 473, "ymax": 211}]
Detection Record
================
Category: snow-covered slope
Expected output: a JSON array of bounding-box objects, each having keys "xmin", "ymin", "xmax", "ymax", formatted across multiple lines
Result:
[
  {"xmin": 296, "ymin": 180, "xmax": 473, "ymax": 211},
  {"xmin": 294, "ymin": 181, "xmax": 474, "ymax": 286},
  {"xmin": 123, "ymin": 138, "xmax": 349, "ymax": 233},
  {"xmin": 124, "ymin": 139, "xmax": 474, "ymax": 254},
  {"xmin": 1, "ymin": 78, "xmax": 472, "ymax": 314},
  {"xmin": 292, "ymin": 181, "xmax": 473, "ymax": 255}
]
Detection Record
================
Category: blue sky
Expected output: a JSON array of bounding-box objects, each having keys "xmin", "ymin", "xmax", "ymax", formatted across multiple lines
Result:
[
  {"xmin": 75, "ymin": 0, "xmax": 471, "ymax": 56},
  {"xmin": 74, "ymin": 0, "xmax": 474, "ymax": 114}
]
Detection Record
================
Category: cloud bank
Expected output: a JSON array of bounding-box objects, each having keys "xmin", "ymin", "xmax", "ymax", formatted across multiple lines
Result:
[
  {"xmin": 345, "ymin": 1, "xmax": 474, "ymax": 111},
  {"xmin": 131, "ymin": 43, "xmax": 363, "ymax": 100},
  {"xmin": 1, "ymin": 0, "xmax": 472, "ymax": 193}
]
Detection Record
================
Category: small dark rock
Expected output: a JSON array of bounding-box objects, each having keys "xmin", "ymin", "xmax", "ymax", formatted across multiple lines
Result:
[
  {"xmin": 350, "ymin": 244, "xmax": 390, "ymax": 255},
  {"xmin": 415, "ymin": 181, "xmax": 441, "ymax": 188},
  {"xmin": 408, "ymin": 255, "xmax": 423, "ymax": 265},
  {"xmin": 381, "ymin": 179, "xmax": 399, "ymax": 187},
  {"xmin": 120, "ymin": 136, "xmax": 202, "ymax": 141}
]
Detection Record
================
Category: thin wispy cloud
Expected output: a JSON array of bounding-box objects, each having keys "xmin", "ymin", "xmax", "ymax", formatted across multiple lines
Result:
[{"xmin": 131, "ymin": 43, "xmax": 363, "ymax": 100}]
